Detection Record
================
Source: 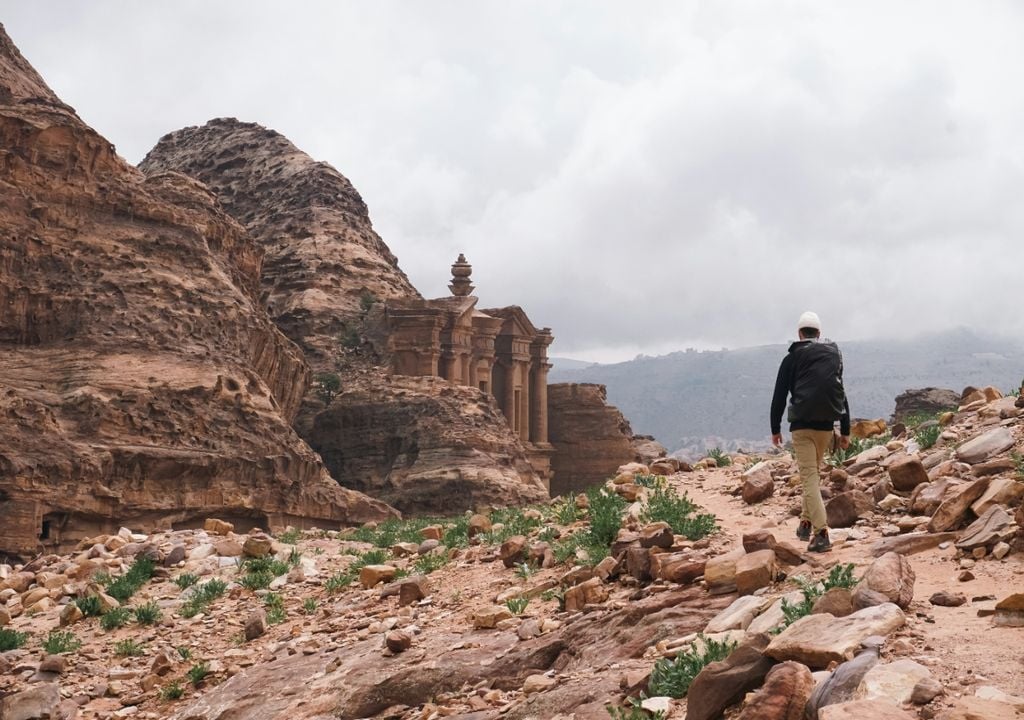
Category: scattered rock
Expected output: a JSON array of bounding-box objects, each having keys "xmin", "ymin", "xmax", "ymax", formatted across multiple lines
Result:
[
  {"xmin": 812, "ymin": 587, "xmax": 855, "ymax": 617},
  {"xmin": 242, "ymin": 534, "xmax": 274, "ymax": 558},
  {"xmin": 765, "ymin": 603, "xmax": 906, "ymax": 668},
  {"xmin": 935, "ymin": 696, "xmax": 1023, "ymax": 720},
  {"xmin": 855, "ymin": 659, "xmax": 931, "ymax": 704},
  {"xmin": 359, "ymin": 564, "xmax": 397, "ymax": 588},
  {"xmin": 912, "ymin": 677, "xmax": 945, "ymax": 704},
  {"xmin": 735, "ymin": 550, "xmax": 777, "ymax": 596},
  {"xmin": 955, "ymin": 505, "xmax": 1016, "ymax": 551},
  {"xmin": 818, "ymin": 699, "xmax": 916, "ymax": 719},
  {"xmin": 888, "ymin": 457, "xmax": 930, "ymax": 492},
  {"xmin": 385, "ymin": 630, "xmax": 412, "ymax": 653},
  {"xmin": 735, "ymin": 660, "xmax": 814, "ymax": 720},
  {"xmin": 742, "ymin": 462, "xmax": 775, "ymax": 504},
  {"xmin": 0, "ymin": 684, "xmax": 61, "ymax": 720},
  {"xmin": 929, "ymin": 591, "xmax": 966, "ymax": 607},
  {"xmin": 993, "ymin": 593, "xmax": 1024, "ymax": 627},
  {"xmin": 244, "ymin": 610, "xmax": 267, "ymax": 640},
  {"xmin": 685, "ymin": 633, "xmax": 775, "ymax": 720},
  {"xmin": 472, "ymin": 605, "xmax": 513, "ymax": 629},
  {"xmin": 855, "ymin": 552, "xmax": 915, "ymax": 609},
  {"xmin": 805, "ymin": 638, "xmax": 882, "ymax": 717},
  {"xmin": 204, "ymin": 518, "xmax": 234, "ymax": 535},
  {"xmin": 563, "ymin": 577, "xmax": 608, "ymax": 612},
  {"xmin": 955, "ymin": 427, "xmax": 1015, "ymax": 464},
  {"xmin": 522, "ymin": 674, "xmax": 556, "ymax": 695},
  {"xmin": 499, "ymin": 536, "xmax": 528, "ymax": 568},
  {"xmin": 826, "ymin": 490, "xmax": 874, "ymax": 528},
  {"xmin": 705, "ymin": 595, "xmax": 770, "ymax": 633},
  {"xmin": 870, "ymin": 532, "xmax": 957, "ymax": 557}
]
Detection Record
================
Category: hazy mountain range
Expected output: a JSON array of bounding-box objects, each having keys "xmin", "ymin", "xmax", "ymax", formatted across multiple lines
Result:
[{"xmin": 550, "ymin": 329, "xmax": 1024, "ymax": 457}]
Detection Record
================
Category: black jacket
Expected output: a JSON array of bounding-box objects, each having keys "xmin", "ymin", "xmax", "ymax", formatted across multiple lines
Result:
[{"xmin": 770, "ymin": 339, "xmax": 851, "ymax": 436}]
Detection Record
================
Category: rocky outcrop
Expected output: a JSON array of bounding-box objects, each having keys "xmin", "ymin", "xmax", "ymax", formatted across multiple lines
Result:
[
  {"xmin": 307, "ymin": 373, "xmax": 547, "ymax": 514},
  {"xmin": 139, "ymin": 117, "xmax": 418, "ymax": 365},
  {"xmin": 892, "ymin": 387, "xmax": 959, "ymax": 422},
  {"xmin": 547, "ymin": 383, "xmax": 639, "ymax": 495},
  {"xmin": 0, "ymin": 24, "xmax": 393, "ymax": 556}
]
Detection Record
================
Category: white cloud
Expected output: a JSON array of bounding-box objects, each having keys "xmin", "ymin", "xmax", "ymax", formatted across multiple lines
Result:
[{"xmin": 3, "ymin": 0, "xmax": 1024, "ymax": 362}]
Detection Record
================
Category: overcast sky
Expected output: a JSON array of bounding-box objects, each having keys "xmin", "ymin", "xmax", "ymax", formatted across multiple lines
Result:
[{"xmin": 3, "ymin": 2, "xmax": 1024, "ymax": 362}]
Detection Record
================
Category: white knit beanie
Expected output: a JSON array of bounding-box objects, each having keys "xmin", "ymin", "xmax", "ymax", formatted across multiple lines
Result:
[{"xmin": 798, "ymin": 311, "xmax": 821, "ymax": 333}]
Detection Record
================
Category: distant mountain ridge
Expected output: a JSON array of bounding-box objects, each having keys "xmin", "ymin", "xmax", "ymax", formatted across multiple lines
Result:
[{"xmin": 550, "ymin": 328, "xmax": 1024, "ymax": 456}]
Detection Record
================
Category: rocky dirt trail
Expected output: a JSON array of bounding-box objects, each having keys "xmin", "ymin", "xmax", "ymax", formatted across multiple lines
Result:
[{"xmin": 3, "ymin": 386, "xmax": 1024, "ymax": 720}]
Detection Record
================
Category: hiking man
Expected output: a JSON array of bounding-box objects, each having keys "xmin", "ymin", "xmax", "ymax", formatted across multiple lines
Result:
[{"xmin": 770, "ymin": 311, "xmax": 851, "ymax": 553}]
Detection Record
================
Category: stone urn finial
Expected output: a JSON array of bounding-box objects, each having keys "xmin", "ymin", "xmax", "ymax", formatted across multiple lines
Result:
[{"xmin": 449, "ymin": 253, "xmax": 475, "ymax": 296}]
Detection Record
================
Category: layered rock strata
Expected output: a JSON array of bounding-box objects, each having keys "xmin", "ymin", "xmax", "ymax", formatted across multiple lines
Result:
[
  {"xmin": 0, "ymin": 25, "xmax": 393, "ymax": 556},
  {"xmin": 547, "ymin": 383, "xmax": 638, "ymax": 495}
]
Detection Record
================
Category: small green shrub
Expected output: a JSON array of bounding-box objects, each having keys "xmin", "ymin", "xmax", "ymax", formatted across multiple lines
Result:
[
  {"xmin": 278, "ymin": 527, "xmax": 302, "ymax": 545},
  {"xmin": 777, "ymin": 563, "xmax": 858, "ymax": 631},
  {"xmin": 186, "ymin": 662, "xmax": 211, "ymax": 687},
  {"xmin": 641, "ymin": 486, "xmax": 718, "ymax": 540},
  {"xmin": 174, "ymin": 573, "xmax": 199, "ymax": 590},
  {"xmin": 315, "ymin": 372, "xmax": 342, "ymax": 403},
  {"xmin": 633, "ymin": 473, "xmax": 662, "ymax": 488},
  {"xmin": 412, "ymin": 552, "xmax": 448, "ymax": 575},
  {"xmin": 442, "ymin": 515, "xmax": 471, "ymax": 548},
  {"xmin": 42, "ymin": 629, "xmax": 81, "ymax": 655},
  {"xmin": 505, "ymin": 597, "xmax": 530, "ymax": 615},
  {"xmin": 552, "ymin": 497, "xmax": 582, "ymax": 525},
  {"xmin": 74, "ymin": 595, "xmax": 103, "ymax": 617},
  {"xmin": 552, "ymin": 536, "xmax": 581, "ymax": 564},
  {"xmin": 707, "ymin": 448, "xmax": 732, "ymax": 467},
  {"xmin": 287, "ymin": 548, "xmax": 302, "ymax": 567},
  {"xmin": 514, "ymin": 562, "xmax": 534, "ymax": 580},
  {"xmin": 263, "ymin": 593, "xmax": 286, "ymax": 624},
  {"xmin": 359, "ymin": 290, "xmax": 378, "ymax": 312},
  {"xmin": 100, "ymin": 607, "xmax": 133, "ymax": 630},
  {"xmin": 606, "ymin": 702, "xmax": 666, "ymax": 720},
  {"xmin": 915, "ymin": 424, "xmax": 941, "ymax": 450},
  {"xmin": 324, "ymin": 571, "xmax": 355, "ymax": 593},
  {"xmin": 1012, "ymin": 451, "xmax": 1024, "ymax": 479},
  {"xmin": 105, "ymin": 557, "xmax": 156, "ymax": 602},
  {"xmin": 176, "ymin": 646, "xmax": 192, "ymax": 660},
  {"xmin": 114, "ymin": 638, "xmax": 145, "ymax": 657},
  {"xmin": 240, "ymin": 571, "xmax": 274, "ymax": 591},
  {"xmin": 339, "ymin": 327, "xmax": 361, "ymax": 350},
  {"xmin": 0, "ymin": 628, "xmax": 28, "ymax": 651},
  {"xmin": 586, "ymin": 487, "xmax": 627, "ymax": 546},
  {"xmin": 159, "ymin": 681, "xmax": 184, "ymax": 701},
  {"xmin": 350, "ymin": 548, "xmax": 389, "ymax": 570},
  {"xmin": 180, "ymin": 579, "xmax": 228, "ymax": 617},
  {"xmin": 302, "ymin": 598, "xmax": 318, "ymax": 615},
  {"xmin": 135, "ymin": 601, "xmax": 162, "ymax": 625},
  {"xmin": 648, "ymin": 634, "xmax": 737, "ymax": 698}
]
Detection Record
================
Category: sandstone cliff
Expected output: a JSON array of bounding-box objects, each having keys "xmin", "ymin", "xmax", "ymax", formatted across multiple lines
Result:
[
  {"xmin": 548, "ymin": 383, "xmax": 638, "ymax": 495},
  {"xmin": 0, "ymin": 24, "xmax": 393, "ymax": 557},
  {"xmin": 140, "ymin": 119, "xmax": 548, "ymax": 511}
]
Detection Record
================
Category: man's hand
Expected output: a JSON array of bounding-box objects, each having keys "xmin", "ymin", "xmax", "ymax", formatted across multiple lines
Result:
[
  {"xmin": 839, "ymin": 435, "xmax": 851, "ymax": 450},
  {"xmin": 772, "ymin": 433, "xmax": 783, "ymax": 448}
]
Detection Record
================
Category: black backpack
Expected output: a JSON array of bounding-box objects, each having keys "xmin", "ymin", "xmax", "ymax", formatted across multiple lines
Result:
[{"xmin": 788, "ymin": 340, "xmax": 846, "ymax": 423}]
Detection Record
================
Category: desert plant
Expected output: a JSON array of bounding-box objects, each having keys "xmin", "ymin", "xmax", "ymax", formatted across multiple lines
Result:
[
  {"xmin": 586, "ymin": 487, "xmax": 627, "ymax": 546},
  {"xmin": 174, "ymin": 573, "xmax": 199, "ymax": 590},
  {"xmin": 302, "ymin": 598, "xmax": 319, "ymax": 615},
  {"xmin": 105, "ymin": 556, "xmax": 156, "ymax": 602},
  {"xmin": 359, "ymin": 290, "xmax": 378, "ymax": 312},
  {"xmin": 633, "ymin": 473, "xmax": 662, "ymax": 488},
  {"xmin": 287, "ymin": 547, "xmax": 302, "ymax": 566},
  {"xmin": 350, "ymin": 548, "xmax": 389, "ymax": 570},
  {"xmin": 315, "ymin": 372, "xmax": 342, "ymax": 403},
  {"xmin": 324, "ymin": 571, "xmax": 355, "ymax": 593},
  {"xmin": 707, "ymin": 448, "xmax": 732, "ymax": 467},
  {"xmin": 412, "ymin": 552, "xmax": 449, "ymax": 575},
  {"xmin": 1012, "ymin": 451, "xmax": 1024, "ymax": 479},
  {"xmin": 179, "ymin": 578, "xmax": 228, "ymax": 617},
  {"xmin": 606, "ymin": 702, "xmax": 666, "ymax": 720},
  {"xmin": 134, "ymin": 601, "xmax": 162, "ymax": 625},
  {"xmin": 552, "ymin": 497, "xmax": 582, "ymax": 525},
  {"xmin": 278, "ymin": 527, "xmax": 302, "ymax": 545},
  {"xmin": 641, "ymin": 485, "xmax": 717, "ymax": 540},
  {"xmin": 100, "ymin": 607, "xmax": 133, "ymax": 631},
  {"xmin": 777, "ymin": 563, "xmax": 858, "ymax": 631},
  {"xmin": 442, "ymin": 515, "xmax": 471, "ymax": 548},
  {"xmin": 514, "ymin": 562, "xmax": 535, "ymax": 580},
  {"xmin": 0, "ymin": 628, "xmax": 28, "ymax": 651},
  {"xmin": 159, "ymin": 681, "xmax": 184, "ymax": 701},
  {"xmin": 74, "ymin": 595, "xmax": 103, "ymax": 617},
  {"xmin": 648, "ymin": 634, "xmax": 737, "ymax": 698},
  {"xmin": 176, "ymin": 646, "xmax": 192, "ymax": 660},
  {"xmin": 114, "ymin": 638, "xmax": 145, "ymax": 657},
  {"xmin": 263, "ymin": 592, "xmax": 286, "ymax": 624},
  {"xmin": 914, "ymin": 424, "xmax": 941, "ymax": 450},
  {"xmin": 186, "ymin": 662, "xmax": 210, "ymax": 687},
  {"xmin": 536, "ymin": 526, "xmax": 559, "ymax": 542},
  {"xmin": 505, "ymin": 597, "xmax": 530, "ymax": 615},
  {"xmin": 42, "ymin": 629, "xmax": 81, "ymax": 655}
]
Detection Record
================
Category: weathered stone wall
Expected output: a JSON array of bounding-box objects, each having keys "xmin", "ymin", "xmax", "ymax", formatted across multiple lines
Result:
[
  {"xmin": 547, "ymin": 383, "xmax": 638, "ymax": 496},
  {"xmin": 0, "ymin": 24, "xmax": 394, "ymax": 557}
]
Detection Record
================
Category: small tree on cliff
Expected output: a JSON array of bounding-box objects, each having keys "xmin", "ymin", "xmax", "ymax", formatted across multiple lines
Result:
[{"xmin": 315, "ymin": 373, "xmax": 341, "ymax": 404}]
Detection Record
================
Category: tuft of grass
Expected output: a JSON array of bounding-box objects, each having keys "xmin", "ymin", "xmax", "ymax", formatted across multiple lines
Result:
[
  {"xmin": 74, "ymin": 595, "xmax": 103, "ymax": 617},
  {"xmin": 186, "ymin": 662, "xmax": 211, "ymax": 687},
  {"xmin": 633, "ymin": 473, "xmax": 662, "ymax": 488},
  {"xmin": 606, "ymin": 702, "xmax": 666, "ymax": 720},
  {"xmin": 648, "ymin": 634, "xmax": 737, "ymax": 698},
  {"xmin": 100, "ymin": 607, "xmax": 133, "ymax": 631},
  {"xmin": 239, "ymin": 556, "xmax": 290, "ymax": 591},
  {"xmin": 777, "ymin": 563, "xmax": 858, "ymax": 631},
  {"xmin": 159, "ymin": 681, "xmax": 184, "ymax": 701},
  {"xmin": 0, "ymin": 628, "xmax": 28, "ymax": 651},
  {"xmin": 552, "ymin": 497, "xmax": 582, "ymax": 525},
  {"xmin": 586, "ymin": 487, "xmax": 628, "ymax": 547},
  {"xmin": 174, "ymin": 573, "xmax": 199, "ymax": 590},
  {"xmin": 412, "ymin": 552, "xmax": 449, "ymax": 575},
  {"xmin": 350, "ymin": 548, "xmax": 389, "ymax": 571},
  {"xmin": 176, "ymin": 646, "xmax": 192, "ymax": 660},
  {"xmin": 707, "ymin": 448, "xmax": 732, "ymax": 467},
  {"xmin": 277, "ymin": 527, "xmax": 302, "ymax": 545},
  {"xmin": 505, "ymin": 597, "xmax": 529, "ymax": 615},
  {"xmin": 483, "ymin": 507, "xmax": 543, "ymax": 544},
  {"xmin": 915, "ymin": 424, "xmax": 941, "ymax": 450},
  {"xmin": 104, "ymin": 557, "xmax": 156, "ymax": 602},
  {"xmin": 641, "ymin": 485, "xmax": 717, "ymax": 540},
  {"xmin": 324, "ymin": 571, "xmax": 355, "ymax": 593},
  {"xmin": 179, "ymin": 578, "xmax": 228, "ymax": 618},
  {"xmin": 42, "ymin": 629, "xmax": 81, "ymax": 655},
  {"xmin": 114, "ymin": 638, "xmax": 145, "ymax": 657},
  {"xmin": 263, "ymin": 592, "xmax": 286, "ymax": 624},
  {"xmin": 134, "ymin": 601, "xmax": 162, "ymax": 626},
  {"xmin": 302, "ymin": 598, "xmax": 318, "ymax": 615},
  {"xmin": 514, "ymin": 562, "xmax": 535, "ymax": 580}
]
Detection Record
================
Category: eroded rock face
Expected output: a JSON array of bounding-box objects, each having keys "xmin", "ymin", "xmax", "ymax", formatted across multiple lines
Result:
[
  {"xmin": 892, "ymin": 388, "xmax": 960, "ymax": 422},
  {"xmin": 0, "ymin": 24, "xmax": 394, "ymax": 556},
  {"xmin": 548, "ymin": 383, "xmax": 638, "ymax": 495},
  {"xmin": 309, "ymin": 373, "xmax": 547, "ymax": 513}
]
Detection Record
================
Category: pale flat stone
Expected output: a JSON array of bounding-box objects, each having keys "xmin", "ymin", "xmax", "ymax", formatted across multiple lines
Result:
[
  {"xmin": 765, "ymin": 603, "xmax": 906, "ymax": 669},
  {"xmin": 855, "ymin": 659, "xmax": 931, "ymax": 704},
  {"xmin": 705, "ymin": 594, "xmax": 770, "ymax": 633},
  {"xmin": 747, "ymin": 591, "xmax": 805, "ymax": 635},
  {"xmin": 956, "ymin": 427, "xmax": 1015, "ymax": 464},
  {"xmin": 819, "ymin": 699, "xmax": 916, "ymax": 719}
]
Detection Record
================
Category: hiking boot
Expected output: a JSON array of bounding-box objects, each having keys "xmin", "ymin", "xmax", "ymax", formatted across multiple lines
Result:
[
  {"xmin": 796, "ymin": 520, "xmax": 812, "ymax": 541},
  {"xmin": 807, "ymin": 529, "xmax": 832, "ymax": 553}
]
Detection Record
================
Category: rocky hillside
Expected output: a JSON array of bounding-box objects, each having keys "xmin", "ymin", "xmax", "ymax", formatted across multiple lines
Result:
[
  {"xmin": 1, "ymin": 381, "xmax": 1021, "ymax": 719},
  {"xmin": 138, "ymin": 117, "xmax": 550, "ymax": 511},
  {"xmin": 0, "ymin": 23, "xmax": 393, "ymax": 559}
]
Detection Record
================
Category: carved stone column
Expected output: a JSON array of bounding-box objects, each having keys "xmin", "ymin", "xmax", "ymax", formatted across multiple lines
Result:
[{"xmin": 531, "ymin": 361, "xmax": 551, "ymax": 444}]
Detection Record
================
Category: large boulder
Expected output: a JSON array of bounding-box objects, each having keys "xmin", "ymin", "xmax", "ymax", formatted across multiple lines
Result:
[
  {"xmin": 854, "ymin": 659, "xmax": 931, "ymax": 705},
  {"xmin": 742, "ymin": 462, "xmax": 775, "ymax": 504},
  {"xmin": 928, "ymin": 477, "xmax": 991, "ymax": 532},
  {"xmin": 887, "ymin": 457, "xmax": 930, "ymax": 492},
  {"xmin": 955, "ymin": 506, "xmax": 1017, "ymax": 551},
  {"xmin": 765, "ymin": 603, "xmax": 906, "ymax": 668},
  {"xmin": 854, "ymin": 552, "xmax": 915, "ymax": 609},
  {"xmin": 955, "ymin": 427, "xmax": 1016, "ymax": 464},
  {"xmin": 826, "ymin": 490, "xmax": 874, "ymax": 528},
  {"xmin": 735, "ymin": 661, "xmax": 814, "ymax": 720},
  {"xmin": 805, "ymin": 639, "xmax": 882, "ymax": 718},
  {"xmin": 684, "ymin": 634, "xmax": 775, "ymax": 720},
  {"xmin": 892, "ymin": 388, "xmax": 960, "ymax": 423}
]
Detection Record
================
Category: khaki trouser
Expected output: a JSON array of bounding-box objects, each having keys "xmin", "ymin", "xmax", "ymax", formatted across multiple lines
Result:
[{"xmin": 792, "ymin": 428, "xmax": 833, "ymax": 532}]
